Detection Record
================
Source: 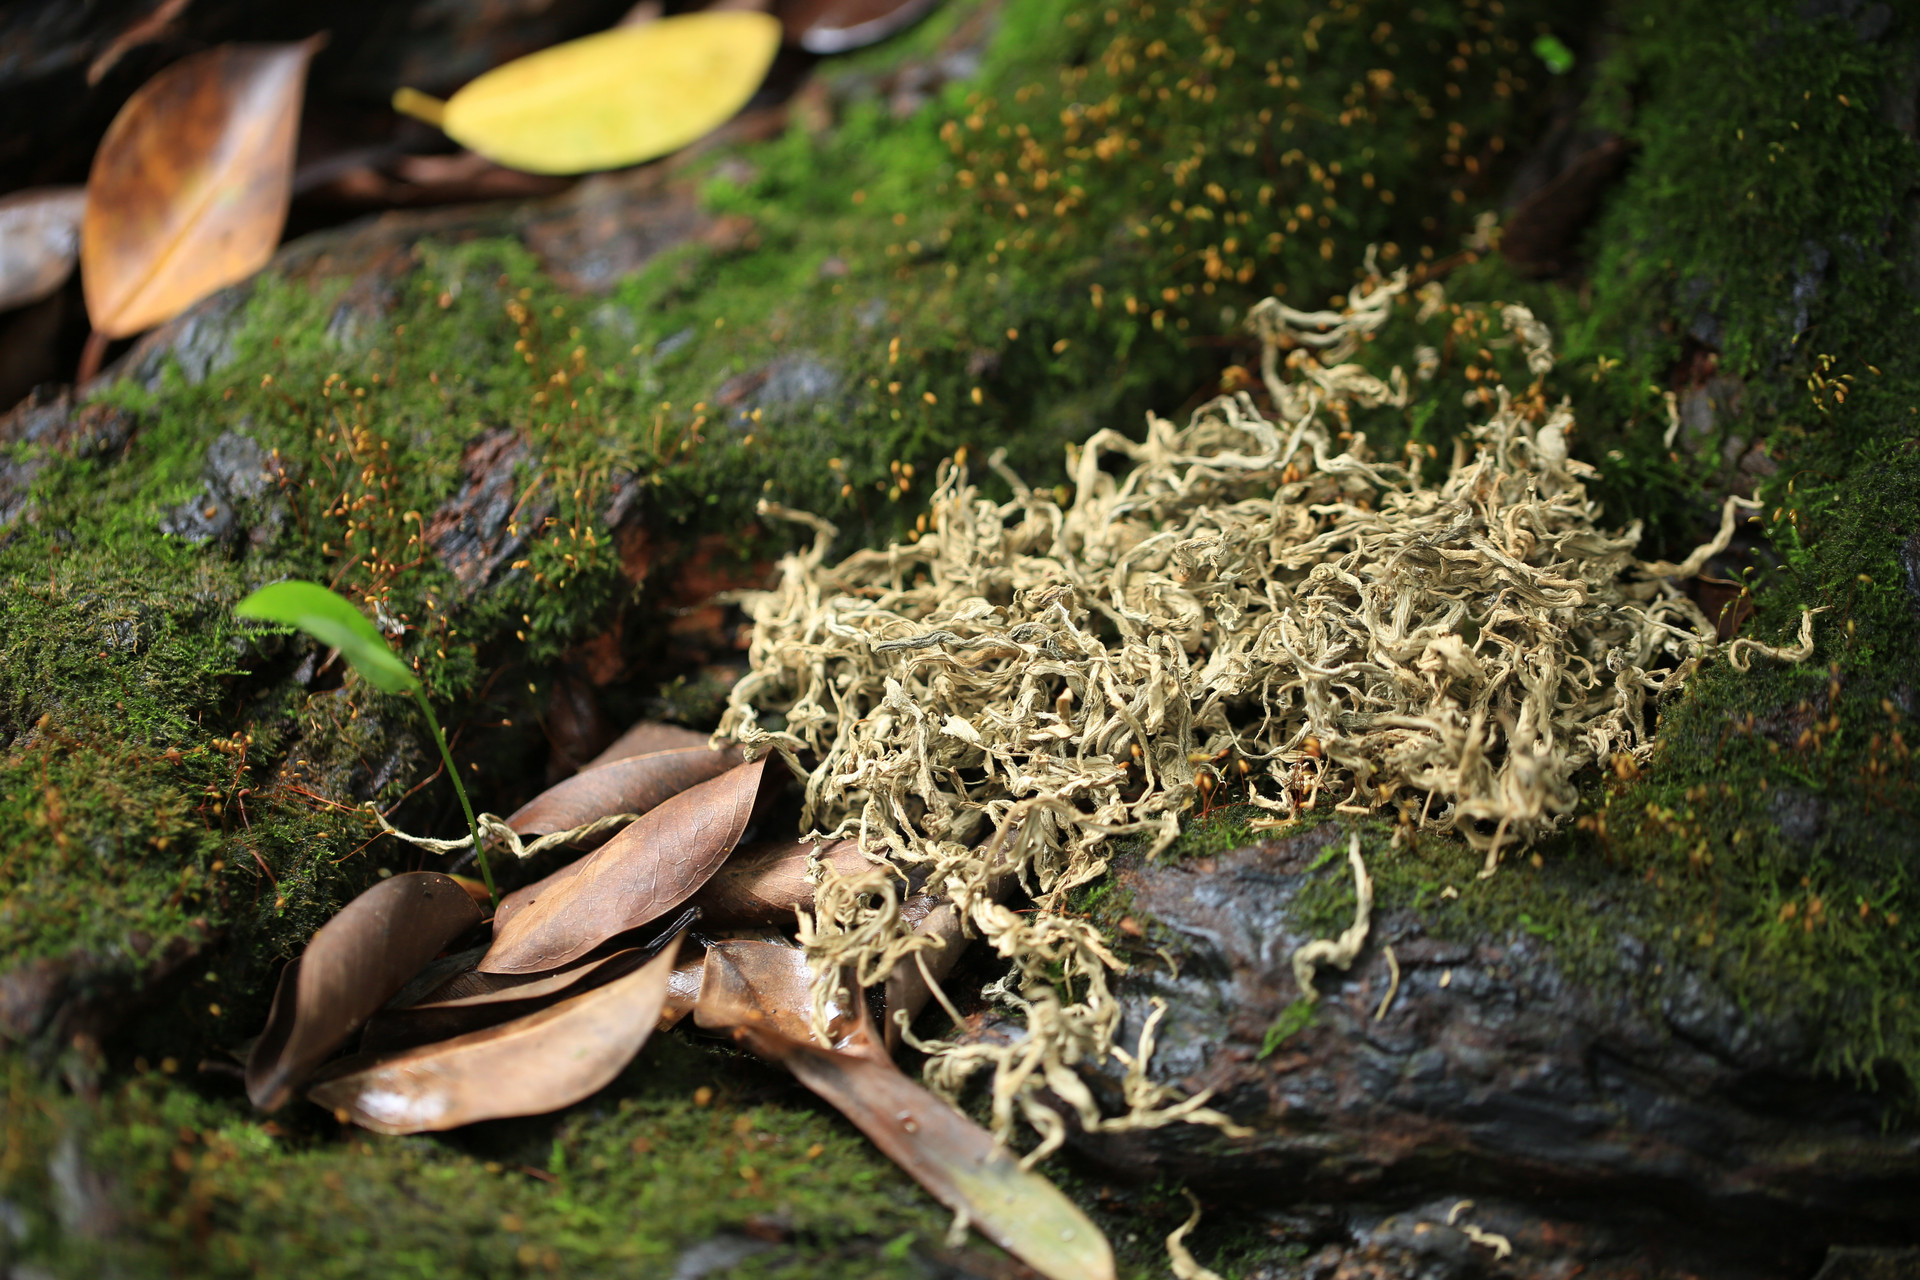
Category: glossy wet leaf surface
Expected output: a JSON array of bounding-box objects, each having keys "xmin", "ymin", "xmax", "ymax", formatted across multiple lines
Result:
[
  {"xmin": 83, "ymin": 39, "xmax": 317, "ymax": 338},
  {"xmin": 482, "ymin": 755, "xmax": 778, "ymax": 973},
  {"xmin": 394, "ymin": 13, "xmax": 781, "ymax": 176},
  {"xmin": 245, "ymin": 872, "xmax": 483, "ymax": 1111},
  {"xmin": 308, "ymin": 936, "xmax": 683, "ymax": 1134},
  {"xmin": 693, "ymin": 937, "xmax": 845, "ymax": 1045},
  {"xmin": 0, "ymin": 188, "xmax": 86, "ymax": 312},
  {"xmin": 506, "ymin": 743, "xmax": 741, "ymax": 844}
]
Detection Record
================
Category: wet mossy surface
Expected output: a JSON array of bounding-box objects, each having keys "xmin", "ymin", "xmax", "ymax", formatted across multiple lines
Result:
[{"xmin": 3, "ymin": 0, "xmax": 1919, "ymax": 1274}]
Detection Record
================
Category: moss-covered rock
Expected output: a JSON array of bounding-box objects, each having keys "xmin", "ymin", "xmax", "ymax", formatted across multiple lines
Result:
[{"xmin": 1, "ymin": 0, "xmax": 1918, "ymax": 1273}]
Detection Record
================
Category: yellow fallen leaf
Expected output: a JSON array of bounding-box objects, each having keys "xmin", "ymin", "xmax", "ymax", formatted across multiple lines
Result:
[{"xmin": 393, "ymin": 13, "xmax": 781, "ymax": 176}]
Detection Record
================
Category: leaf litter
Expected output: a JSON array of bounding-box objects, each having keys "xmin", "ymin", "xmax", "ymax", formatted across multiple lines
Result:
[
  {"xmin": 503, "ymin": 742, "xmax": 741, "ymax": 846},
  {"xmin": 246, "ymin": 871, "xmax": 483, "ymax": 1111},
  {"xmin": 309, "ymin": 936, "xmax": 685, "ymax": 1135},
  {"xmin": 481, "ymin": 754, "xmax": 779, "ymax": 972},
  {"xmin": 0, "ymin": 188, "xmax": 86, "ymax": 312}
]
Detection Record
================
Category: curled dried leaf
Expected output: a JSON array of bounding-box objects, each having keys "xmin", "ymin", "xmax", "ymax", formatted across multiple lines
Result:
[
  {"xmin": 880, "ymin": 896, "xmax": 971, "ymax": 1051},
  {"xmin": 506, "ymin": 743, "xmax": 742, "ymax": 847},
  {"xmin": 245, "ymin": 872, "xmax": 483, "ymax": 1111},
  {"xmin": 694, "ymin": 938, "xmax": 854, "ymax": 1046},
  {"xmin": 660, "ymin": 949, "xmax": 707, "ymax": 1031},
  {"xmin": 309, "ymin": 935, "xmax": 683, "ymax": 1134},
  {"xmin": 687, "ymin": 836, "xmax": 869, "ymax": 927},
  {"xmin": 83, "ymin": 39, "xmax": 319, "ymax": 338},
  {"xmin": 481, "ymin": 755, "xmax": 778, "ymax": 973}
]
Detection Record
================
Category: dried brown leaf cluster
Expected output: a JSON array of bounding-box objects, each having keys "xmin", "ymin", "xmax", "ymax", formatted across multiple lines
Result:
[{"xmin": 719, "ymin": 270, "xmax": 1809, "ymax": 1148}]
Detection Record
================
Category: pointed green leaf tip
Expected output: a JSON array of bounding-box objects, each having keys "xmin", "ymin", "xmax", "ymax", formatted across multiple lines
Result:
[{"xmin": 236, "ymin": 580, "xmax": 418, "ymax": 694}]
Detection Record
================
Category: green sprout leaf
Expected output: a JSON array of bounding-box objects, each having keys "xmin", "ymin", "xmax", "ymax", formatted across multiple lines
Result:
[
  {"xmin": 235, "ymin": 579, "xmax": 495, "ymax": 907},
  {"xmin": 235, "ymin": 580, "xmax": 418, "ymax": 693},
  {"xmin": 1532, "ymin": 34, "xmax": 1575, "ymax": 75}
]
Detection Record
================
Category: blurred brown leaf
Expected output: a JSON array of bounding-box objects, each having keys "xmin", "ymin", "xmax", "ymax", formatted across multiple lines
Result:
[
  {"xmin": 507, "ymin": 742, "xmax": 743, "ymax": 846},
  {"xmin": 244, "ymin": 872, "xmax": 483, "ymax": 1111},
  {"xmin": 309, "ymin": 935, "xmax": 683, "ymax": 1134},
  {"xmin": 481, "ymin": 755, "xmax": 779, "ymax": 973},
  {"xmin": 780, "ymin": 0, "xmax": 943, "ymax": 54},
  {"xmin": 82, "ymin": 38, "xmax": 319, "ymax": 342},
  {"xmin": 0, "ymin": 189, "xmax": 86, "ymax": 312},
  {"xmin": 687, "ymin": 836, "xmax": 868, "ymax": 927}
]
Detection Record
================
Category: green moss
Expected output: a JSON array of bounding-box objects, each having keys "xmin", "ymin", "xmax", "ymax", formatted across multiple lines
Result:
[
  {"xmin": 0, "ymin": 0, "xmax": 1584, "ymax": 1018},
  {"xmin": 0, "ymin": 1038, "xmax": 1005, "ymax": 1279},
  {"xmin": 3, "ymin": 0, "xmax": 1918, "ymax": 1269}
]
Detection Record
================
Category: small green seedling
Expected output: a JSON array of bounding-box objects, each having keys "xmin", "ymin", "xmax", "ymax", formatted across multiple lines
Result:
[
  {"xmin": 1532, "ymin": 34, "xmax": 1575, "ymax": 75},
  {"xmin": 236, "ymin": 580, "xmax": 496, "ymax": 907}
]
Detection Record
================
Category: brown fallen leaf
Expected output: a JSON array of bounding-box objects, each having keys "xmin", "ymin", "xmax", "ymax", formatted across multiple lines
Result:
[
  {"xmin": 0, "ymin": 189, "xmax": 87, "ymax": 312},
  {"xmin": 693, "ymin": 937, "xmax": 854, "ymax": 1045},
  {"xmin": 358, "ymin": 947, "xmax": 648, "ymax": 1055},
  {"xmin": 309, "ymin": 935, "xmax": 683, "ymax": 1134},
  {"xmin": 245, "ymin": 872, "xmax": 483, "ymax": 1111},
  {"xmin": 417, "ymin": 948, "xmax": 625, "ymax": 1007},
  {"xmin": 481, "ymin": 755, "xmax": 779, "ymax": 973},
  {"xmin": 586, "ymin": 720, "xmax": 716, "ymax": 769},
  {"xmin": 780, "ymin": 0, "xmax": 943, "ymax": 53},
  {"xmin": 490, "ymin": 861, "xmax": 580, "ymax": 936},
  {"xmin": 295, "ymin": 149, "xmax": 572, "ymax": 210},
  {"xmin": 880, "ymin": 895, "xmax": 971, "ymax": 1052},
  {"xmin": 687, "ymin": 836, "xmax": 869, "ymax": 927},
  {"xmin": 724, "ymin": 1010, "xmax": 1115, "ymax": 1280},
  {"xmin": 81, "ymin": 38, "xmax": 319, "ymax": 368},
  {"xmin": 506, "ymin": 743, "xmax": 742, "ymax": 845}
]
